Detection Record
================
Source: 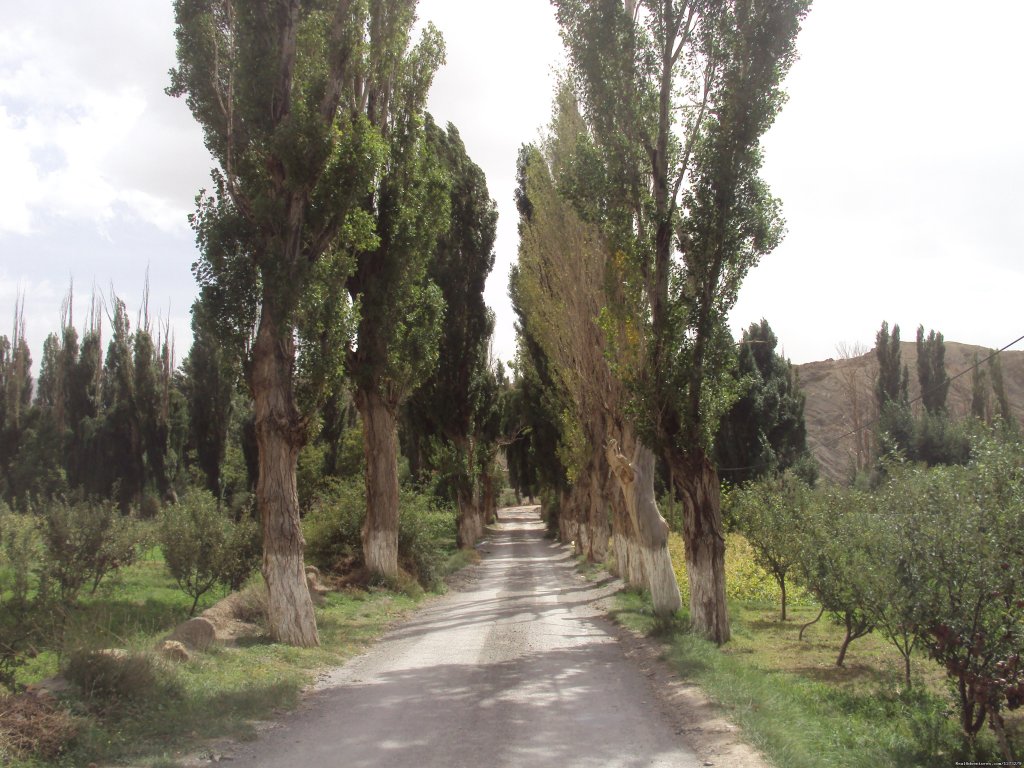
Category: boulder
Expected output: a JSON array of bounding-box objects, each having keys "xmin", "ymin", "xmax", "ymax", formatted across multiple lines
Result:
[
  {"xmin": 167, "ymin": 617, "xmax": 217, "ymax": 651},
  {"xmin": 156, "ymin": 640, "xmax": 191, "ymax": 663}
]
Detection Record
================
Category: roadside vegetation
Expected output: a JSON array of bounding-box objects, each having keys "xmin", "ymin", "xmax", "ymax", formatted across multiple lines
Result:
[
  {"xmin": 0, "ymin": 484, "xmax": 473, "ymax": 767},
  {"xmin": 609, "ymin": 424, "xmax": 1024, "ymax": 766}
]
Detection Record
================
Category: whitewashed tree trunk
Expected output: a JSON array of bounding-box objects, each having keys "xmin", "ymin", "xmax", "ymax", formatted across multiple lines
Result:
[
  {"xmin": 672, "ymin": 450, "xmax": 730, "ymax": 643},
  {"xmin": 607, "ymin": 438, "xmax": 682, "ymax": 617},
  {"xmin": 252, "ymin": 310, "xmax": 319, "ymax": 647},
  {"xmin": 357, "ymin": 387, "xmax": 400, "ymax": 581}
]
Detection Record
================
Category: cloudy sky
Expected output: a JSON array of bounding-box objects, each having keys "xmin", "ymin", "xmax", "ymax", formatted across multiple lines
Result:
[{"xmin": 1, "ymin": 0, "xmax": 1021, "ymax": 372}]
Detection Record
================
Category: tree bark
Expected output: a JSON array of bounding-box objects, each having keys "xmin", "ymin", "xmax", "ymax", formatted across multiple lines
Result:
[
  {"xmin": 607, "ymin": 438, "xmax": 682, "ymax": 617},
  {"xmin": 608, "ymin": 470, "xmax": 646, "ymax": 586},
  {"xmin": 585, "ymin": 464, "xmax": 610, "ymax": 562},
  {"xmin": 252, "ymin": 309, "xmax": 319, "ymax": 647},
  {"xmin": 672, "ymin": 449, "xmax": 730, "ymax": 643},
  {"xmin": 356, "ymin": 386, "xmax": 400, "ymax": 581}
]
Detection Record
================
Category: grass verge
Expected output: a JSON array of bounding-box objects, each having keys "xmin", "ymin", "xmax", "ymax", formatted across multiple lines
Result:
[{"xmin": 610, "ymin": 590, "xmax": 1008, "ymax": 767}]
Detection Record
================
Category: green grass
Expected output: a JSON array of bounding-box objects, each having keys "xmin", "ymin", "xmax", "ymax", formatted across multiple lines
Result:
[
  {"xmin": 3, "ymin": 550, "xmax": 425, "ymax": 768},
  {"xmin": 611, "ymin": 590, "xmax": 1007, "ymax": 767}
]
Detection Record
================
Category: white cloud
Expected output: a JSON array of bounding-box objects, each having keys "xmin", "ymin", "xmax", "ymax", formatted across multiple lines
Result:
[{"xmin": 0, "ymin": 4, "xmax": 209, "ymax": 238}]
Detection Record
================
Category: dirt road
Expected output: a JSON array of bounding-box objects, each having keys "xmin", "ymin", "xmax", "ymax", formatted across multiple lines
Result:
[{"xmin": 230, "ymin": 507, "xmax": 706, "ymax": 767}]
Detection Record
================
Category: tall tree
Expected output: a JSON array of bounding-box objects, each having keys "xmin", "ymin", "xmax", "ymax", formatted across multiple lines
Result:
[
  {"xmin": 403, "ymin": 117, "xmax": 498, "ymax": 549},
  {"xmin": 875, "ymin": 321, "xmax": 909, "ymax": 410},
  {"xmin": 101, "ymin": 298, "xmax": 144, "ymax": 512},
  {"xmin": 915, "ymin": 325, "xmax": 948, "ymax": 415},
  {"xmin": 715, "ymin": 319, "xmax": 811, "ymax": 485},
  {"xmin": 181, "ymin": 303, "xmax": 240, "ymax": 498},
  {"xmin": 344, "ymin": 3, "xmax": 447, "ymax": 581},
  {"xmin": 553, "ymin": 0, "xmax": 810, "ymax": 642},
  {"xmin": 170, "ymin": 0, "xmax": 399, "ymax": 645},
  {"xmin": 989, "ymin": 352, "xmax": 1016, "ymax": 430},
  {"xmin": 875, "ymin": 321, "xmax": 913, "ymax": 458},
  {"xmin": 971, "ymin": 352, "xmax": 991, "ymax": 422}
]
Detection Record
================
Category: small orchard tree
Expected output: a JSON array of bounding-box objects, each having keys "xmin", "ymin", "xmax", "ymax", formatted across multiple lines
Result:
[
  {"xmin": 793, "ymin": 488, "xmax": 874, "ymax": 666},
  {"xmin": 159, "ymin": 490, "xmax": 259, "ymax": 615},
  {"xmin": 727, "ymin": 472, "xmax": 811, "ymax": 621},
  {"xmin": 898, "ymin": 437, "xmax": 1024, "ymax": 758}
]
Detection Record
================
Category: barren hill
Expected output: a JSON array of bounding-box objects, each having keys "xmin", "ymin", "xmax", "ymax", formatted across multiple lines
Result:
[{"xmin": 795, "ymin": 342, "xmax": 1024, "ymax": 483}]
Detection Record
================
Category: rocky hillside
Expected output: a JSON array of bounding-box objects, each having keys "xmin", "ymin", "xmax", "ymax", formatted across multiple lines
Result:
[{"xmin": 796, "ymin": 342, "xmax": 1024, "ymax": 483}]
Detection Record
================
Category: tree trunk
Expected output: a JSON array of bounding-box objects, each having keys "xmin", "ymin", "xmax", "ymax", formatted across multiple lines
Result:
[
  {"xmin": 672, "ymin": 450, "xmax": 730, "ymax": 643},
  {"xmin": 780, "ymin": 576, "xmax": 787, "ymax": 622},
  {"xmin": 252, "ymin": 311, "xmax": 319, "ymax": 647},
  {"xmin": 607, "ymin": 470, "xmax": 645, "ymax": 585},
  {"xmin": 357, "ymin": 386, "xmax": 400, "ymax": 581},
  {"xmin": 481, "ymin": 466, "xmax": 497, "ymax": 525},
  {"xmin": 607, "ymin": 438, "xmax": 682, "ymax": 618}
]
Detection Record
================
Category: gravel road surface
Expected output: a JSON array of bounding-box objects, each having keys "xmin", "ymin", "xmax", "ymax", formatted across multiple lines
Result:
[{"xmin": 230, "ymin": 507, "xmax": 703, "ymax": 768}]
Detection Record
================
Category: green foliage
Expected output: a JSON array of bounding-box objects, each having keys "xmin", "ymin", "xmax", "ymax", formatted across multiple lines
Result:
[
  {"xmin": 915, "ymin": 325, "xmax": 949, "ymax": 414},
  {"xmin": 727, "ymin": 473, "xmax": 813, "ymax": 620},
  {"xmin": 716, "ymin": 319, "xmax": 814, "ymax": 484},
  {"xmin": 875, "ymin": 321, "xmax": 909, "ymax": 412},
  {"xmin": 0, "ymin": 508, "xmax": 39, "ymax": 691},
  {"xmin": 303, "ymin": 479, "xmax": 457, "ymax": 591},
  {"xmin": 158, "ymin": 491, "xmax": 258, "ymax": 615},
  {"xmin": 893, "ymin": 437, "xmax": 1024, "ymax": 748},
  {"xmin": 35, "ymin": 496, "xmax": 146, "ymax": 607},
  {"xmin": 791, "ymin": 486, "xmax": 875, "ymax": 665},
  {"xmin": 402, "ymin": 117, "xmax": 498, "ymax": 511}
]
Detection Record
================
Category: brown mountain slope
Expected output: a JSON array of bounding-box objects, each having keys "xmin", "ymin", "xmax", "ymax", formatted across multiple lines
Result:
[{"xmin": 795, "ymin": 341, "xmax": 1024, "ymax": 483}]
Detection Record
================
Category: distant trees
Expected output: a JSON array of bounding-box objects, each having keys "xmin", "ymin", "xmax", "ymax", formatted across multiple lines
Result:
[{"xmin": 716, "ymin": 320, "xmax": 813, "ymax": 485}]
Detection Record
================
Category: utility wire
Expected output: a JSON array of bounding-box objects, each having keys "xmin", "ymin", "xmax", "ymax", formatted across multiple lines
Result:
[{"xmin": 717, "ymin": 332, "xmax": 1024, "ymax": 475}]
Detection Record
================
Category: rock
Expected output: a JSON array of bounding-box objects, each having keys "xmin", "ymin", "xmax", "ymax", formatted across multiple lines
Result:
[
  {"xmin": 156, "ymin": 639, "xmax": 191, "ymax": 663},
  {"xmin": 307, "ymin": 571, "xmax": 326, "ymax": 605},
  {"xmin": 167, "ymin": 617, "xmax": 217, "ymax": 651}
]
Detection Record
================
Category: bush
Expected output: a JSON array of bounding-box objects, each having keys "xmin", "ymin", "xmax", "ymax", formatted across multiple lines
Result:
[
  {"xmin": 0, "ymin": 508, "xmax": 40, "ymax": 691},
  {"xmin": 63, "ymin": 649, "xmax": 180, "ymax": 717},
  {"xmin": 35, "ymin": 496, "xmax": 146, "ymax": 606},
  {"xmin": 159, "ymin": 490, "xmax": 259, "ymax": 615},
  {"xmin": 304, "ymin": 479, "xmax": 457, "ymax": 590}
]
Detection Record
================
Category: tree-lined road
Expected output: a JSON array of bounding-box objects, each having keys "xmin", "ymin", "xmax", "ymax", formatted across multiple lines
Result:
[{"xmin": 231, "ymin": 507, "xmax": 702, "ymax": 767}]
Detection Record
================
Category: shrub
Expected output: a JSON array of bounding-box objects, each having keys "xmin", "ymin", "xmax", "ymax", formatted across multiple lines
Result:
[
  {"xmin": 304, "ymin": 479, "xmax": 457, "ymax": 590},
  {"xmin": 159, "ymin": 490, "xmax": 259, "ymax": 615},
  {"xmin": 35, "ymin": 496, "xmax": 146, "ymax": 606},
  {"xmin": 63, "ymin": 649, "xmax": 180, "ymax": 717},
  {"xmin": 0, "ymin": 508, "xmax": 40, "ymax": 691}
]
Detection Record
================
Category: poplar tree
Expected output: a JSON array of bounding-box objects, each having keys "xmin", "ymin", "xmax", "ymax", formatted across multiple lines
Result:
[
  {"xmin": 551, "ymin": 0, "xmax": 810, "ymax": 642},
  {"xmin": 344, "ymin": 10, "xmax": 449, "ymax": 579},
  {"xmin": 915, "ymin": 325, "xmax": 948, "ymax": 415},
  {"xmin": 403, "ymin": 118, "xmax": 498, "ymax": 549},
  {"xmin": 169, "ymin": 0, "xmax": 408, "ymax": 645}
]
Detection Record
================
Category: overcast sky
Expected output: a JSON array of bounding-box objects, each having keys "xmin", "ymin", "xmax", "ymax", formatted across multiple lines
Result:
[{"xmin": 1, "ymin": 1, "xmax": 1021, "ymax": 373}]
